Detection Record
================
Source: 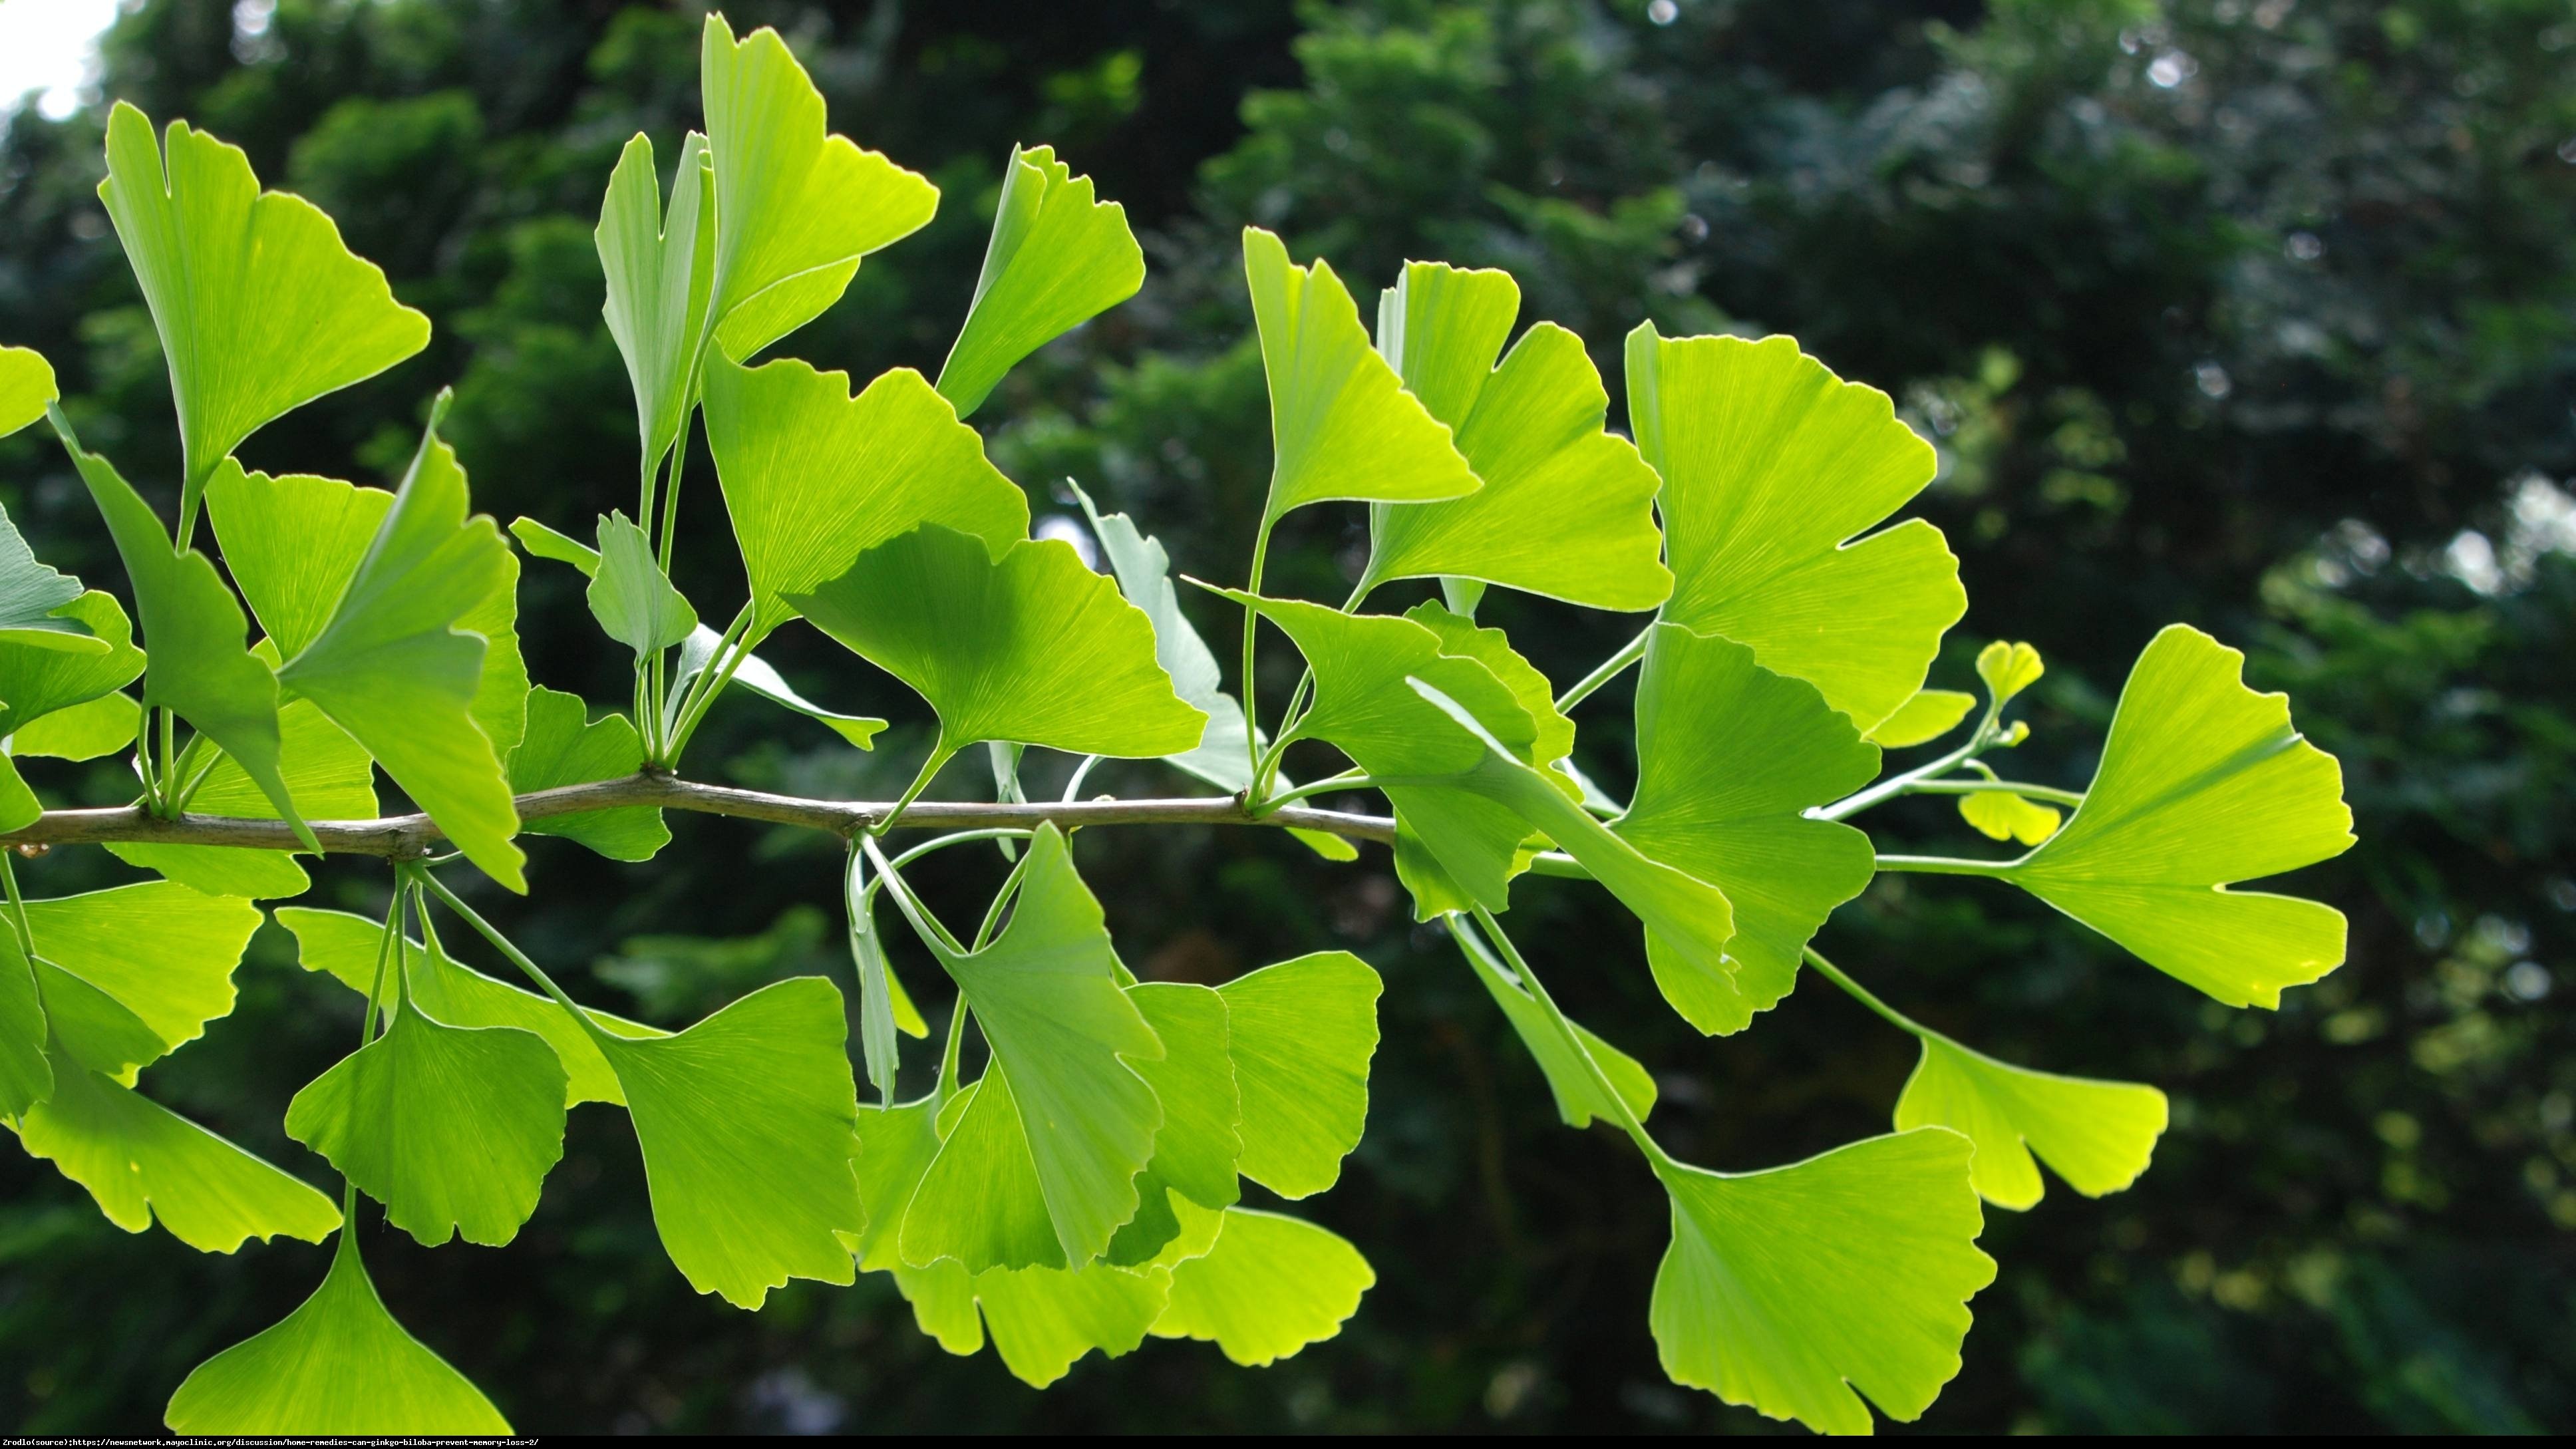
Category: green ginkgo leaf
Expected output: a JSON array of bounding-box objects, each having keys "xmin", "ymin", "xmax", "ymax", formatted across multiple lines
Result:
[
  {"xmin": 285, "ymin": 996, "xmax": 568, "ymax": 1248},
  {"xmin": 0, "ymin": 930, "xmax": 54, "ymax": 1118},
  {"xmin": 508, "ymin": 687, "xmax": 668, "ymax": 862},
  {"xmin": 56, "ymin": 428, "xmax": 309, "ymax": 846},
  {"xmin": 973, "ymin": 1258, "xmax": 1172, "ymax": 1388},
  {"xmin": 277, "ymin": 421, "xmax": 523, "ymax": 891},
  {"xmin": 13, "ymin": 1039, "xmax": 340, "ymax": 1253},
  {"xmin": 164, "ymin": 1231, "xmax": 508, "ymax": 1434},
  {"xmin": 0, "ymin": 501, "xmax": 100, "ymax": 653},
  {"xmin": 1242, "ymin": 227, "xmax": 1476, "ymax": 528},
  {"xmin": 11, "ymin": 689, "xmax": 140, "ymax": 760},
  {"xmin": 1625, "ymin": 326, "xmax": 1965, "ymax": 732},
  {"xmin": 675, "ymin": 625, "xmax": 887, "ymax": 750},
  {"xmin": 280, "ymin": 908, "xmax": 661, "ymax": 1108},
  {"xmin": 97, "ymin": 103, "xmax": 428, "ymax": 517},
  {"xmin": 589, "ymin": 976, "xmax": 864, "ymax": 1308},
  {"xmin": 23, "ymin": 882, "xmax": 261, "ymax": 1079},
  {"xmin": 0, "ymin": 754, "xmax": 35, "ymax": 834},
  {"xmin": 597, "ymin": 130, "xmax": 715, "ymax": 472},
  {"xmin": 702, "ymin": 357, "xmax": 1029, "ymax": 636},
  {"xmin": 1217, "ymin": 951, "xmax": 1380, "ymax": 1200},
  {"xmin": 1867, "ymin": 689, "xmax": 1978, "ymax": 748},
  {"xmin": 0, "ymin": 591, "xmax": 144, "ymax": 740},
  {"xmin": 1959, "ymin": 789, "xmax": 2062, "ymax": 846},
  {"xmin": 1361, "ymin": 263, "xmax": 1669, "ymax": 609},
  {"xmin": 1976, "ymin": 640, "xmax": 2044, "ymax": 703},
  {"xmin": 1068, "ymin": 483, "xmax": 1353, "ymax": 861},
  {"xmin": 1895, "ymin": 1035, "xmax": 2167, "ymax": 1209},
  {"xmin": 587, "ymin": 512, "xmax": 696, "ymax": 657},
  {"xmin": 900, "ymin": 826, "xmax": 1164, "ymax": 1271},
  {"xmin": 205, "ymin": 462, "xmax": 390, "ymax": 657},
  {"xmin": 1996, "ymin": 625, "xmax": 2354, "ymax": 1007},
  {"xmin": 1649, "ymin": 1128, "xmax": 1994, "ymax": 1435},
  {"xmin": 110, "ymin": 698, "xmax": 375, "ymax": 898},
  {"xmin": 1454, "ymin": 921, "xmax": 1656, "ymax": 1130},
  {"xmin": 850, "ymin": 1095, "xmax": 999, "ymax": 1352},
  {"xmin": 794, "ymin": 526, "xmax": 1206, "ymax": 762},
  {"xmin": 936, "ymin": 145, "xmax": 1146, "ymax": 418},
  {"xmin": 1613, "ymin": 625, "xmax": 1879, "ymax": 1035},
  {"xmin": 699, "ymin": 16, "xmax": 938, "ymax": 363},
  {"xmin": 1151, "ymin": 1206, "xmax": 1376, "ymax": 1367},
  {"xmin": 1124, "ymin": 983, "xmax": 1241, "ymax": 1213},
  {"xmin": 0, "ymin": 343, "xmax": 55, "ymax": 437}
]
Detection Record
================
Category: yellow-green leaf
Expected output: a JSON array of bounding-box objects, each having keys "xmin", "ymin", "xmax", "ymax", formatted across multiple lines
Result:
[
  {"xmin": 936, "ymin": 145, "xmax": 1145, "ymax": 418},
  {"xmin": 1894, "ymin": 1035, "xmax": 2167, "ymax": 1209},
  {"xmin": 1867, "ymin": 688, "xmax": 1978, "ymax": 748}
]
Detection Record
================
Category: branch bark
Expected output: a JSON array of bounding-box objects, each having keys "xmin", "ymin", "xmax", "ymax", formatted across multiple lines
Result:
[{"xmin": 0, "ymin": 772, "xmax": 1398, "ymax": 861}]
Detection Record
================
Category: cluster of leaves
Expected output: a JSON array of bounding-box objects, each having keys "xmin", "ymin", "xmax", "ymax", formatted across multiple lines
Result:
[{"xmin": 0, "ymin": 12, "xmax": 2362, "ymax": 1436}]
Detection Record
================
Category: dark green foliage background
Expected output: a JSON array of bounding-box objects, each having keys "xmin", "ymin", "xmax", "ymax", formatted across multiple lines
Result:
[{"xmin": 2, "ymin": 0, "xmax": 2570, "ymax": 1433}]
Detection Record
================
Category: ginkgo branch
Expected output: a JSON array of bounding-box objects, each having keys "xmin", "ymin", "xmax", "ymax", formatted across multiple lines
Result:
[{"xmin": 0, "ymin": 772, "xmax": 1400, "ymax": 860}]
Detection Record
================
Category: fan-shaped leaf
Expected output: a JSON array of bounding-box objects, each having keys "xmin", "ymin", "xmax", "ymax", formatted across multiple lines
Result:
[
  {"xmin": 164, "ymin": 1233, "xmax": 508, "ymax": 1434},
  {"xmin": 276, "ymin": 423, "xmax": 523, "ymax": 890},
  {"xmin": 1867, "ymin": 688, "xmax": 1977, "ymax": 748},
  {"xmin": 1363, "ymin": 263, "xmax": 1669, "ymax": 609},
  {"xmin": 974, "ymin": 1259, "xmax": 1171, "ymax": 1388},
  {"xmin": 110, "ymin": 699, "xmax": 374, "ymax": 897},
  {"xmin": 587, "ymin": 512, "xmax": 695, "ymax": 656},
  {"xmin": 1218, "ymin": 951, "xmax": 1380, "ymax": 1200},
  {"xmin": 280, "ymin": 908, "xmax": 661, "ymax": 1108},
  {"xmin": 1895, "ymin": 1035, "xmax": 2166, "ymax": 1209},
  {"xmin": 285, "ymin": 997, "xmax": 567, "ymax": 1248},
  {"xmin": 676, "ymin": 624, "xmax": 886, "ymax": 749},
  {"xmin": 97, "ymin": 103, "xmax": 428, "ymax": 512},
  {"xmin": 1124, "ymin": 982, "xmax": 1240, "ymax": 1212},
  {"xmin": 795, "ymin": 526, "xmax": 1204, "ymax": 761},
  {"xmin": 597, "ymin": 130, "xmax": 715, "ymax": 470},
  {"xmin": 0, "ymin": 344, "xmax": 55, "ymax": 437},
  {"xmin": 1977, "ymin": 640, "xmax": 2044, "ymax": 704},
  {"xmin": 900, "ymin": 826, "xmax": 1164, "ymax": 1270},
  {"xmin": 699, "ymin": 17, "xmax": 937, "ymax": 362},
  {"xmin": 1243, "ymin": 227, "xmax": 1476, "ymax": 526},
  {"xmin": 1613, "ymin": 625, "xmax": 1879, "ymax": 1035},
  {"xmin": 0, "ymin": 931, "xmax": 53, "ymax": 1118},
  {"xmin": 1650, "ymin": 1129, "xmax": 1994, "ymax": 1434},
  {"xmin": 1625, "ymin": 326, "xmax": 1965, "ymax": 731},
  {"xmin": 0, "ymin": 591, "xmax": 144, "ymax": 739},
  {"xmin": 9, "ymin": 689, "xmax": 138, "ymax": 760},
  {"xmin": 23, "ymin": 882, "xmax": 261, "ymax": 1078},
  {"xmin": 14, "ymin": 1040, "xmax": 339, "ymax": 1252},
  {"xmin": 508, "ymin": 687, "xmax": 667, "ymax": 862},
  {"xmin": 0, "ymin": 501, "xmax": 98, "ymax": 653},
  {"xmin": 581, "ymin": 976, "xmax": 862, "ymax": 1308},
  {"xmin": 57, "ymin": 432, "xmax": 309, "ymax": 846},
  {"xmin": 1997, "ymin": 625, "xmax": 2354, "ymax": 1007},
  {"xmin": 1151, "ymin": 1206, "xmax": 1376, "ymax": 1367},
  {"xmin": 703, "ymin": 357, "xmax": 1029, "ymax": 635},
  {"xmin": 937, "ymin": 145, "xmax": 1145, "ymax": 418},
  {"xmin": 1959, "ymin": 789, "xmax": 2061, "ymax": 846}
]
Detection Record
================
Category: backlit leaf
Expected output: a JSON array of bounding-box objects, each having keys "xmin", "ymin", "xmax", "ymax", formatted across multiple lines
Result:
[
  {"xmin": 164, "ymin": 1233, "xmax": 508, "ymax": 1434},
  {"xmin": 10, "ymin": 689, "xmax": 140, "ymax": 760},
  {"xmin": 1218, "ymin": 951, "xmax": 1380, "ymax": 1200},
  {"xmin": 1613, "ymin": 625, "xmax": 1879, "ymax": 1035},
  {"xmin": 0, "ymin": 591, "xmax": 144, "ymax": 740},
  {"xmin": 0, "ymin": 501, "xmax": 98, "ymax": 653},
  {"xmin": 1124, "ymin": 983, "xmax": 1241, "ymax": 1212},
  {"xmin": 1959, "ymin": 789, "xmax": 2061, "ymax": 846},
  {"xmin": 1243, "ymin": 227, "xmax": 1476, "ymax": 526},
  {"xmin": 1895, "ymin": 1035, "xmax": 2167, "ymax": 1209},
  {"xmin": 285, "ymin": 993, "xmax": 567, "ymax": 1247},
  {"xmin": 1867, "ymin": 689, "xmax": 1977, "ymax": 748},
  {"xmin": 1650, "ymin": 1129, "xmax": 1993, "ymax": 1434},
  {"xmin": 277, "ymin": 422, "xmax": 522, "ymax": 890},
  {"xmin": 702, "ymin": 356, "xmax": 1028, "ymax": 635},
  {"xmin": 1625, "ymin": 326, "xmax": 1965, "ymax": 732},
  {"xmin": 589, "ymin": 976, "xmax": 864, "ymax": 1307},
  {"xmin": 901, "ymin": 826, "xmax": 1164, "ymax": 1270},
  {"xmin": 587, "ymin": 512, "xmax": 696, "ymax": 656},
  {"xmin": 0, "ymin": 754, "xmax": 35, "ymax": 833},
  {"xmin": 0, "ymin": 930, "xmax": 53, "ymax": 1118},
  {"xmin": 98, "ymin": 102, "xmax": 428, "ymax": 512},
  {"xmin": 24, "ymin": 882, "xmax": 261, "ymax": 1078},
  {"xmin": 677, "ymin": 625, "xmax": 887, "ymax": 750},
  {"xmin": 14, "ymin": 1039, "xmax": 339, "ymax": 1253},
  {"xmin": 1997, "ymin": 625, "xmax": 2354, "ymax": 1007},
  {"xmin": 0, "ymin": 343, "xmax": 55, "ymax": 437},
  {"xmin": 206, "ymin": 462, "xmax": 389, "ymax": 657},
  {"xmin": 597, "ymin": 130, "xmax": 715, "ymax": 472},
  {"xmin": 1363, "ymin": 263, "xmax": 1669, "ymax": 609},
  {"xmin": 1976, "ymin": 640, "xmax": 2044, "ymax": 704},
  {"xmin": 794, "ymin": 526, "xmax": 1205, "ymax": 762},
  {"xmin": 508, "ymin": 687, "xmax": 668, "ymax": 862},
  {"xmin": 1151, "ymin": 1206, "xmax": 1375, "ymax": 1367},
  {"xmin": 974, "ymin": 1259, "xmax": 1170, "ymax": 1388},
  {"xmin": 936, "ymin": 145, "xmax": 1145, "ymax": 418},
  {"xmin": 1454, "ymin": 923, "xmax": 1655, "ymax": 1130},
  {"xmin": 700, "ymin": 16, "xmax": 937, "ymax": 362}
]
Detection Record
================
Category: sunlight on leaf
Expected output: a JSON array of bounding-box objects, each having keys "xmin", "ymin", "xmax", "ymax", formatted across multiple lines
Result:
[
  {"xmin": 1152, "ymin": 1205, "xmax": 1375, "ymax": 1367},
  {"xmin": 1959, "ymin": 789, "xmax": 2061, "ymax": 845},
  {"xmin": 1867, "ymin": 688, "xmax": 1978, "ymax": 748},
  {"xmin": 937, "ymin": 145, "xmax": 1145, "ymax": 418},
  {"xmin": 1651, "ymin": 1129, "xmax": 1993, "ymax": 1435},
  {"xmin": 164, "ymin": 1233, "xmax": 508, "ymax": 1434},
  {"xmin": 1243, "ymin": 227, "xmax": 1476, "ymax": 527},
  {"xmin": 0, "ymin": 591, "xmax": 144, "ymax": 740},
  {"xmin": 507, "ymin": 687, "xmax": 668, "ymax": 862},
  {"xmin": 0, "ymin": 501, "xmax": 100, "ymax": 653},
  {"xmin": 0, "ymin": 931, "xmax": 51, "ymax": 1118},
  {"xmin": 9, "ymin": 689, "xmax": 138, "ymax": 761},
  {"xmin": 1124, "ymin": 982, "xmax": 1241, "ymax": 1212},
  {"xmin": 1998, "ymin": 625, "xmax": 2354, "ymax": 1007},
  {"xmin": 587, "ymin": 512, "xmax": 697, "ymax": 657},
  {"xmin": 1454, "ymin": 924, "xmax": 1655, "ymax": 1130},
  {"xmin": 1976, "ymin": 640, "xmax": 2044, "ymax": 704},
  {"xmin": 1625, "ymin": 326, "xmax": 1964, "ymax": 732},
  {"xmin": 24, "ymin": 882, "xmax": 261, "ymax": 1078},
  {"xmin": 1219, "ymin": 951, "xmax": 1380, "ymax": 1200},
  {"xmin": 14, "ymin": 1039, "xmax": 339, "ymax": 1253},
  {"xmin": 597, "ymin": 130, "xmax": 715, "ymax": 472},
  {"xmin": 675, "ymin": 624, "xmax": 887, "ymax": 750},
  {"xmin": 1895, "ymin": 1035, "xmax": 2166, "ymax": 1209},
  {"xmin": 796, "ymin": 526, "xmax": 1205, "ymax": 762},
  {"xmin": 0, "ymin": 344, "xmax": 57, "ymax": 438},
  {"xmin": 1613, "ymin": 625, "xmax": 1878, "ymax": 1035},
  {"xmin": 1364, "ymin": 262, "xmax": 1669, "ymax": 609},
  {"xmin": 975, "ymin": 1258, "xmax": 1170, "ymax": 1387},
  {"xmin": 98, "ymin": 103, "xmax": 428, "ymax": 512}
]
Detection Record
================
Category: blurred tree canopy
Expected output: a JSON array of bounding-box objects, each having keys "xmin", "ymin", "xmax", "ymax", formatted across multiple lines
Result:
[{"xmin": 1, "ymin": 0, "xmax": 2569, "ymax": 1434}]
